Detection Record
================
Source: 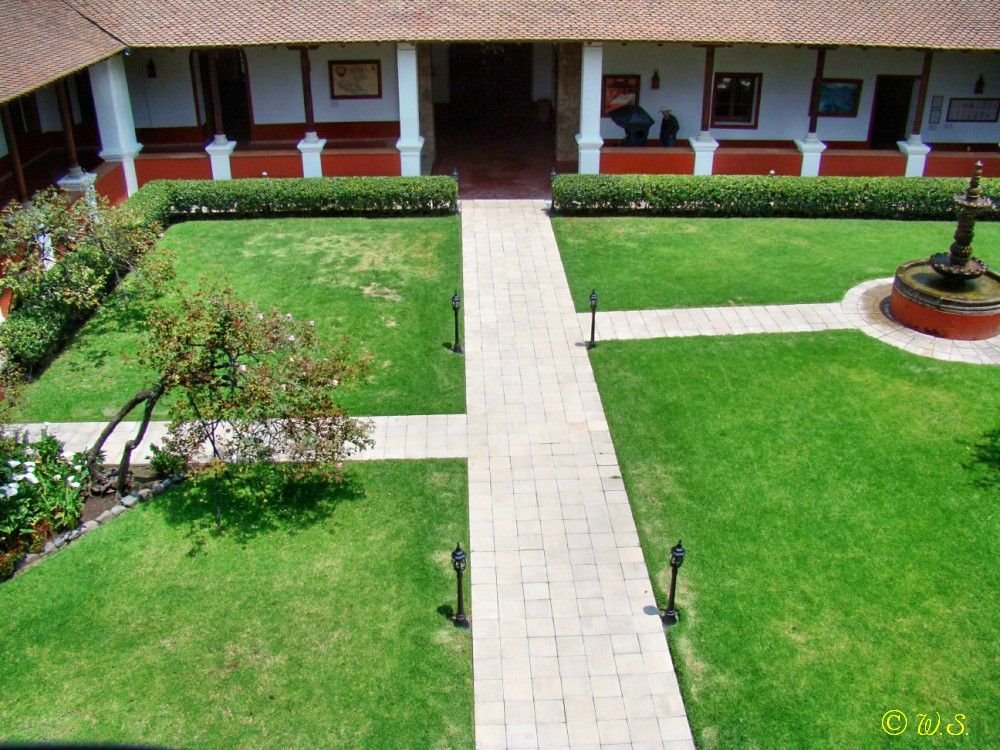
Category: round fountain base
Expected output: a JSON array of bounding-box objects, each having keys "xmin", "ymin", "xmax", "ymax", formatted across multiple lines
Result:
[{"xmin": 890, "ymin": 260, "xmax": 1000, "ymax": 340}]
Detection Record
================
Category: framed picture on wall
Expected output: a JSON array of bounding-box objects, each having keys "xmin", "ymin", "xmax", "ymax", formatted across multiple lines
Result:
[
  {"xmin": 946, "ymin": 98, "xmax": 1000, "ymax": 122},
  {"xmin": 817, "ymin": 79, "xmax": 862, "ymax": 117},
  {"xmin": 601, "ymin": 75, "xmax": 640, "ymax": 116},
  {"xmin": 329, "ymin": 60, "xmax": 382, "ymax": 99}
]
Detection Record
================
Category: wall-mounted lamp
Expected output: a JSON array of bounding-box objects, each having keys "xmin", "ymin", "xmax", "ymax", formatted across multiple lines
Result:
[
  {"xmin": 146, "ymin": 59, "xmax": 158, "ymax": 78},
  {"xmin": 974, "ymin": 75, "xmax": 984, "ymax": 94},
  {"xmin": 651, "ymin": 70, "xmax": 661, "ymax": 90}
]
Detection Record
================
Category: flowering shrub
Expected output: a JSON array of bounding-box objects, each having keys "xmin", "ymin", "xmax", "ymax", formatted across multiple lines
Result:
[{"xmin": 0, "ymin": 432, "xmax": 88, "ymax": 578}]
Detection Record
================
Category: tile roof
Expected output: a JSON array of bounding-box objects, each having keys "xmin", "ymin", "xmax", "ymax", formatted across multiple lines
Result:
[
  {"xmin": 66, "ymin": 0, "xmax": 1000, "ymax": 49},
  {"xmin": 2, "ymin": 1, "xmax": 999, "ymax": 104},
  {"xmin": 0, "ymin": 0, "xmax": 122, "ymax": 105}
]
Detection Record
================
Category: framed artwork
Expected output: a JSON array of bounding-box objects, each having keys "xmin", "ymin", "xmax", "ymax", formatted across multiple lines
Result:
[
  {"xmin": 817, "ymin": 79, "xmax": 862, "ymax": 117},
  {"xmin": 930, "ymin": 95, "xmax": 944, "ymax": 108},
  {"xmin": 329, "ymin": 60, "xmax": 382, "ymax": 100},
  {"xmin": 601, "ymin": 75, "xmax": 640, "ymax": 116},
  {"xmin": 946, "ymin": 98, "xmax": 1000, "ymax": 123},
  {"xmin": 929, "ymin": 109, "xmax": 942, "ymax": 124}
]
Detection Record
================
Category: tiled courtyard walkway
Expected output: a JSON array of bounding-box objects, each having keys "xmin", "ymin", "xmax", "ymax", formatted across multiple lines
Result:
[{"xmin": 461, "ymin": 200, "xmax": 693, "ymax": 749}]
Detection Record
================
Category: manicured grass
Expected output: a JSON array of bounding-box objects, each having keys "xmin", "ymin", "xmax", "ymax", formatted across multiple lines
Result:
[
  {"xmin": 553, "ymin": 217, "xmax": 1000, "ymax": 311},
  {"xmin": 0, "ymin": 460, "xmax": 472, "ymax": 749},
  {"xmin": 13, "ymin": 216, "xmax": 464, "ymax": 422},
  {"xmin": 590, "ymin": 331, "xmax": 999, "ymax": 748}
]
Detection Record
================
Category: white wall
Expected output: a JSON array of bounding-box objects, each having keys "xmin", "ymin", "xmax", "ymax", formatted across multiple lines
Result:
[
  {"xmin": 532, "ymin": 44, "xmax": 555, "ymax": 102},
  {"xmin": 125, "ymin": 49, "xmax": 199, "ymax": 128},
  {"xmin": 601, "ymin": 43, "xmax": 707, "ymax": 141},
  {"xmin": 922, "ymin": 50, "xmax": 1000, "ymax": 144},
  {"xmin": 249, "ymin": 43, "xmax": 400, "ymax": 125},
  {"xmin": 817, "ymin": 47, "xmax": 925, "ymax": 142},
  {"xmin": 600, "ymin": 44, "xmax": 999, "ymax": 146}
]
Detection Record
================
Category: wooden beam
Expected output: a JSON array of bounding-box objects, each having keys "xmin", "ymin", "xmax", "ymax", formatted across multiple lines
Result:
[
  {"xmin": 807, "ymin": 47, "xmax": 828, "ymax": 134},
  {"xmin": 55, "ymin": 79, "xmax": 81, "ymax": 173},
  {"xmin": 299, "ymin": 48, "xmax": 316, "ymax": 133},
  {"xmin": 911, "ymin": 50, "xmax": 934, "ymax": 137},
  {"xmin": 699, "ymin": 46, "xmax": 715, "ymax": 132},
  {"xmin": 1, "ymin": 104, "xmax": 29, "ymax": 203},
  {"xmin": 208, "ymin": 51, "xmax": 225, "ymax": 138}
]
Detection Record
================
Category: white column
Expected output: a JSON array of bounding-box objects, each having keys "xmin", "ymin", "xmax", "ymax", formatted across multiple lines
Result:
[
  {"xmin": 795, "ymin": 132, "xmax": 827, "ymax": 177},
  {"xmin": 298, "ymin": 133, "xmax": 326, "ymax": 178},
  {"xmin": 88, "ymin": 55, "xmax": 143, "ymax": 195},
  {"xmin": 689, "ymin": 132, "xmax": 719, "ymax": 176},
  {"xmin": 898, "ymin": 135, "xmax": 931, "ymax": 177},
  {"xmin": 396, "ymin": 42, "xmax": 424, "ymax": 176},
  {"xmin": 576, "ymin": 42, "xmax": 604, "ymax": 174},
  {"xmin": 205, "ymin": 136, "xmax": 237, "ymax": 180}
]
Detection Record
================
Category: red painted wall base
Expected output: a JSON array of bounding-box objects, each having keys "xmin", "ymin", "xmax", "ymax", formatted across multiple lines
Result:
[
  {"xmin": 136, "ymin": 154, "xmax": 212, "ymax": 186},
  {"xmin": 600, "ymin": 148, "xmax": 695, "ymax": 174},
  {"xmin": 93, "ymin": 162, "xmax": 127, "ymax": 205}
]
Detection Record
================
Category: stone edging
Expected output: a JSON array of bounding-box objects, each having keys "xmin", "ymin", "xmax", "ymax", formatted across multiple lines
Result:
[{"xmin": 11, "ymin": 475, "xmax": 184, "ymax": 579}]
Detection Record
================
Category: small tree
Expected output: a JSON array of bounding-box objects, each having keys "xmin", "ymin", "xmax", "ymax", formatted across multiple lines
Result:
[{"xmin": 87, "ymin": 285, "xmax": 372, "ymax": 518}]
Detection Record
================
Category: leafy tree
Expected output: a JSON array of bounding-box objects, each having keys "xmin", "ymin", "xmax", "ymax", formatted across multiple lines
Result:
[{"xmin": 87, "ymin": 285, "xmax": 372, "ymax": 519}]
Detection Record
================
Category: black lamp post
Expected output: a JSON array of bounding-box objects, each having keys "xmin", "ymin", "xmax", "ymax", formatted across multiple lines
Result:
[
  {"xmin": 588, "ymin": 289, "xmax": 599, "ymax": 349},
  {"xmin": 451, "ymin": 542, "xmax": 468, "ymax": 627},
  {"xmin": 661, "ymin": 539, "xmax": 686, "ymax": 626},
  {"xmin": 451, "ymin": 291, "xmax": 463, "ymax": 355}
]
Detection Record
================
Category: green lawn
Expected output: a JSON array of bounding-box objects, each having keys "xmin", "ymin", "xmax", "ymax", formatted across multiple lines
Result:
[
  {"xmin": 553, "ymin": 217, "xmax": 1000, "ymax": 311},
  {"xmin": 590, "ymin": 331, "xmax": 999, "ymax": 748},
  {"xmin": 13, "ymin": 216, "xmax": 464, "ymax": 422},
  {"xmin": 0, "ymin": 460, "xmax": 472, "ymax": 749}
]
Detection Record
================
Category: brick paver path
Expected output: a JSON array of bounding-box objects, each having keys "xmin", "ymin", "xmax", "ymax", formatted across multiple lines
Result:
[
  {"xmin": 6, "ymin": 415, "xmax": 468, "ymax": 464},
  {"xmin": 462, "ymin": 200, "xmax": 693, "ymax": 749}
]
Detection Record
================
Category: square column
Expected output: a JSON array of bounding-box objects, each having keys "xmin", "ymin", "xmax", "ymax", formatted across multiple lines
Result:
[
  {"xmin": 205, "ymin": 136, "xmax": 237, "ymax": 180},
  {"xmin": 89, "ymin": 55, "xmax": 143, "ymax": 195},
  {"xmin": 898, "ymin": 135, "xmax": 931, "ymax": 177},
  {"xmin": 298, "ymin": 133, "xmax": 326, "ymax": 178},
  {"xmin": 575, "ymin": 42, "xmax": 604, "ymax": 174},
  {"xmin": 795, "ymin": 133, "xmax": 827, "ymax": 177},
  {"xmin": 689, "ymin": 132, "xmax": 719, "ymax": 175},
  {"xmin": 396, "ymin": 42, "xmax": 424, "ymax": 176}
]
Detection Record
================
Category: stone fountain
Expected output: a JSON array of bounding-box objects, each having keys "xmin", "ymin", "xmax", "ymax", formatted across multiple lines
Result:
[{"xmin": 890, "ymin": 162, "xmax": 1000, "ymax": 340}]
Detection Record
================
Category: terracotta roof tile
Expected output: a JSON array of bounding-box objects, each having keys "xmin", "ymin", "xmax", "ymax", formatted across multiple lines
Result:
[
  {"xmin": 3, "ymin": 1, "xmax": 999, "ymax": 103},
  {"xmin": 0, "ymin": 0, "xmax": 122, "ymax": 104},
  {"xmin": 66, "ymin": 0, "xmax": 1000, "ymax": 49}
]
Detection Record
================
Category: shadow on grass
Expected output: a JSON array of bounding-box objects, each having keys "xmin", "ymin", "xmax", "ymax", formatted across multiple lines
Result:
[
  {"xmin": 966, "ymin": 426, "xmax": 1000, "ymax": 494},
  {"xmin": 58, "ymin": 293, "xmax": 157, "ymax": 375},
  {"xmin": 154, "ymin": 464, "xmax": 367, "ymax": 553}
]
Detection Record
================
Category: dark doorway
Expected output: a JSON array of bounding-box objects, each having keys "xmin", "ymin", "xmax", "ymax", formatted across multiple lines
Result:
[
  {"xmin": 869, "ymin": 75, "xmax": 915, "ymax": 148},
  {"xmin": 435, "ymin": 43, "xmax": 560, "ymax": 198},
  {"xmin": 197, "ymin": 50, "xmax": 253, "ymax": 142},
  {"xmin": 448, "ymin": 44, "xmax": 532, "ymax": 121}
]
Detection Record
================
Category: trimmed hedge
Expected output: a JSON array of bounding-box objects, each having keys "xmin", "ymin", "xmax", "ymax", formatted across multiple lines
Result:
[
  {"xmin": 128, "ymin": 176, "xmax": 457, "ymax": 225},
  {"xmin": 551, "ymin": 174, "xmax": 1000, "ymax": 220}
]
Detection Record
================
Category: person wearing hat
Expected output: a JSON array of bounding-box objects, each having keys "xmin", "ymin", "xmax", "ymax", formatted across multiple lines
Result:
[{"xmin": 659, "ymin": 108, "xmax": 680, "ymax": 147}]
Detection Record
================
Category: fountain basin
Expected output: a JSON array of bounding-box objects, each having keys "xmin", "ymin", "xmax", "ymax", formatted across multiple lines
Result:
[{"xmin": 890, "ymin": 260, "xmax": 1000, "ymax": 340}]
